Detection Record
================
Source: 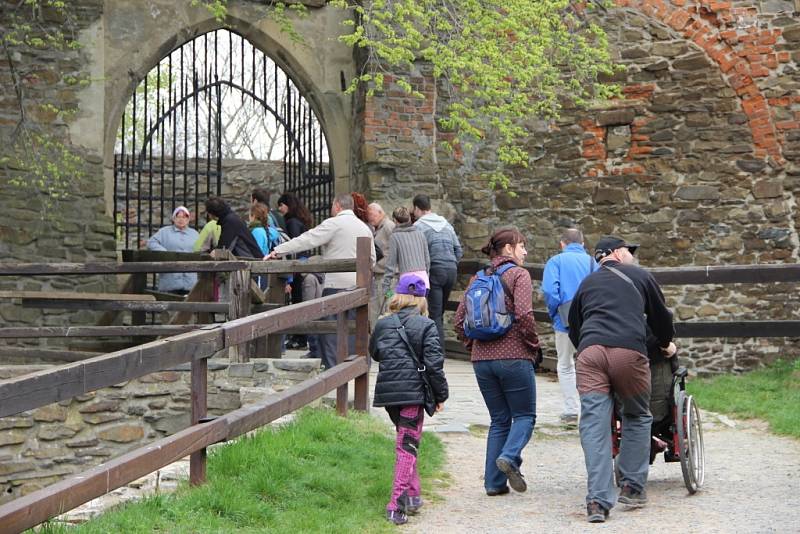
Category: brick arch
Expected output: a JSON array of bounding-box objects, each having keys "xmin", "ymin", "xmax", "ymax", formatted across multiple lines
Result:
[{"xmin": 617, "ymin": 0, "xmax": 784, "ymax": 165}]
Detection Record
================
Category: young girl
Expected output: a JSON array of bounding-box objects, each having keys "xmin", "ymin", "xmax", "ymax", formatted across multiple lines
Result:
[{"xmin": 369, "ymin": 273, "xmax": 449, "ymax": 525}]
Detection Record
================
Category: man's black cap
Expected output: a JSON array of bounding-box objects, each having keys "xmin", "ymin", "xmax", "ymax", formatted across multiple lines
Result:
[{"xmin": 594, "ymin": 236, "xmax": 639, "ymax": 260}]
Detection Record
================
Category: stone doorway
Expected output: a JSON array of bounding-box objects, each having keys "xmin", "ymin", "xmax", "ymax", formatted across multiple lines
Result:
[{"xmin": 113, "ymin": 28, "xmax": 333, "ymax": 249}]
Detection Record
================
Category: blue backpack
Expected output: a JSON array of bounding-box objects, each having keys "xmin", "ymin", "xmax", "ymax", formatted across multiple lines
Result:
[{"xmin": 463, "ymin": 263, "xmax": 516, "ymax": 341}]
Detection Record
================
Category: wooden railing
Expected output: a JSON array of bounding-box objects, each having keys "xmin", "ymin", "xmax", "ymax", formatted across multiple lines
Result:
[
  {"xmin": 0, "ymin": 238, "xmax": 373, "ymax": 533},
  {"xmin": 446, "ymin": 260, "xmax": 800, "ymax": 358}
]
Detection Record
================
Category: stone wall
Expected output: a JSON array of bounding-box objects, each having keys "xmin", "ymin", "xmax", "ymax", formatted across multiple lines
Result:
[
  {"xmin": 359, "ymin": 1, "xmax": 800, "ymax": 374},
  {"xmin": 0, "ymin": 358, "xmax": 320, "ymax": 503}
]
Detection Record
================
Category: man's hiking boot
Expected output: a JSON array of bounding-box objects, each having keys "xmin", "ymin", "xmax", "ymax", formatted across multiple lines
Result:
[
  {"xmin": 586, "ymin": 501, "xmax": 609, "ymax": 523},
  {"xmin": 560, "ymin": 414, "xmax": 579, "ymax": 426},
  {"xmin": 386, "ymin": 509, "xmax": 408, "ymax": 525},
  {"xmin": 495, "ymin": 457, "xmax": 527, "ymax": 493},
  {"xmin": 485, "ymin": 486, "xmax": 510, "ymax": 497},
  {"xmin": 618, "ymin": 484, "xmax": 647, "ymax": 506}
]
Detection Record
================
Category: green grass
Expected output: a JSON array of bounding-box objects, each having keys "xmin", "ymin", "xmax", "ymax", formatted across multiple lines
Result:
[
  {"xmin": 42, "ymin": 408, "xmax": 445, "ymax": 534},
  {"xmin": 687, "ymin": 358, "xmax": 800, "ymax": 438}
]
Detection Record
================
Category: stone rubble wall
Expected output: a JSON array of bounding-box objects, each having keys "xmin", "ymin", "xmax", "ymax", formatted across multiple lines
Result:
[
  {"xmin": 360, "ymin": 2, "xmax": 800, "ymax": 374},
  {"xmin": 0, "ymin": 358, "xmax": 320, "ymax": 504}
]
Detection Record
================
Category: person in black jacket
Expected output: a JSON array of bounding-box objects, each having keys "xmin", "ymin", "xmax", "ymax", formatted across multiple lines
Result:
[
  {"xmin": 205, "ymin": 197, "xmax": 263, "ymax": 259},
  {"xmin": 568, "ymin": 236, "xmax": 676, "ymax": 523},
  {"xmin": 369, "ymin": 273, "xmax": 448, "ymax": 526},
  {"xmin": 277, "ymin": 193, "xmax": 313, "ymax": 350}
]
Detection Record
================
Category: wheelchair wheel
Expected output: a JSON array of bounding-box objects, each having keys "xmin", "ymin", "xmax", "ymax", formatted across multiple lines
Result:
[{"xmin": 677, "ymin": 391, "xmax": 705, "ymax": 493}]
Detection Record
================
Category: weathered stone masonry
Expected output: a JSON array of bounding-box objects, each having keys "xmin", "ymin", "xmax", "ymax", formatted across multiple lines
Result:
[
  {"xmin": 360, "ymin": 1, "xmax": 800, "ymax": 374},
  {"xmin": 0, "ymin": 0, "xmax": 798, "ymax": 373},
  {"xmin": 0, "ymin": 358, "xmax": 320, "ymax": 503}
]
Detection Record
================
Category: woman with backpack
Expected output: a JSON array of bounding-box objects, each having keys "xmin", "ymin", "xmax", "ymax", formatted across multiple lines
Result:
[
  {"xmin": 370, "ymin": 273, "xmax": 449, "ymax": 526},
  {"xmin": 454, "ymin": 227, "xmax": 542, "ymax": 497}
]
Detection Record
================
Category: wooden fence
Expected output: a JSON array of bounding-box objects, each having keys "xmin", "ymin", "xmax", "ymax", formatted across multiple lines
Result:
[
  {"xmin": 444, "ymin": 260, "xmax": 800, "ymax": 358},
  {"xmin": 0, "ymin": 238, "xmax": 372, "ymax": 533}
]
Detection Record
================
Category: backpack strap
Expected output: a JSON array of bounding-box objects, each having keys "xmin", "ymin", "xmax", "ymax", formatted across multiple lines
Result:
[{"xmin": 487, "ymin": 262, "xmax": 517, "ymax": 297}]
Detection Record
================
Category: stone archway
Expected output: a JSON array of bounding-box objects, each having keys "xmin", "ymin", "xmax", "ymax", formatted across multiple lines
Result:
[{"xmin": 101, "ymin": 0, "xmax": 356, "ymax": 218}]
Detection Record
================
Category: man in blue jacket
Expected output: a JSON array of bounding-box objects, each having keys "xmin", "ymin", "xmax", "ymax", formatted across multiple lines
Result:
[{"xmin": 541, "ymin": 228, "xmax": 596, "ymax": 424}]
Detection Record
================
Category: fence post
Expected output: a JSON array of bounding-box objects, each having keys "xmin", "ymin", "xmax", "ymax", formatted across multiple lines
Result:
[
  {"xmin": 354, "ymin": 236, "xmax": 371, "ymax": 412},
  {"xmin": 335, "ymin": 311, "xmax": 349, "ymax": 416},
  {"xmin": 228, "ymin": 266, "xmax": 251, "ymax": 363},
  {"xmin": 189, "ymin": 356, "xmax": 208, "ymax": 485},
  {"xmin": 263, "ymin": 273, "xmax": 285, "ymax": 358}
]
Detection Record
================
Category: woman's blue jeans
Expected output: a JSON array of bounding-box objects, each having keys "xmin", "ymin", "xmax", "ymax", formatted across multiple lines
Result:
[{"xmin": 473, "ymin": 358, "xmax": 537, "ymax": 491}]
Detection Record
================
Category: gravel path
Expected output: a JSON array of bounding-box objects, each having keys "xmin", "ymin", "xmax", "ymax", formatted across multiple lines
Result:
[{"xmin": 380, "ymin": 361, "xmax": 800, "ymax": 533}]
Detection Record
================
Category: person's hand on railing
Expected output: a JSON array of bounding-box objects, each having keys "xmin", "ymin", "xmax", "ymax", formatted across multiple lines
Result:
[
  {"xmin": 661, "ymin": 342, "xmax": 677, "ymax": 358},
  {"xmin": 264, "ymin": 251, "xmax": 280, "ymax": 260}
]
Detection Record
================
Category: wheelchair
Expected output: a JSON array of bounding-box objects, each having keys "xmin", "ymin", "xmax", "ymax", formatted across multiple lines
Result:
[{"xmin": 611, "ymin": 355, "xmax": 705, "ymax": 494}]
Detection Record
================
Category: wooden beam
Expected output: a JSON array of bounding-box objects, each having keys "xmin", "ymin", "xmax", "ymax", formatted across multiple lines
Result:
[
  {"xmin": 21, "ymin": 299, "xmax": 228, "ymax": 313},
  {"xmin": 674, "ymin": 321, "xmax": 800, "ymax": 338},
  {"xmin": 227, "ymin": 267, "xmax": 251, "ymax": 363},
  {"xmin": 0, "ymin": 291, "xmax": 156, "ymax": 301},
  {"xmin": 0, "ymin": 328, "xmax": 223, "ymax": 418},
  {"xmin": 353, "ymin": 236, "xmax": 371, "ymax": 412},
  {"xmin": 649, "ymin": 264, "xmax": 800, "ymax": 285},
  {"xmin": 335, "ymin": 312, "xmax": 348, "ymax": 417},
  {"xmin": 122, "ymin": 250, "xmax": 211, "ymax": 262},
  {"xmin": 250, "ymin": 258, "xmax": 357, "ymax": 274},
  {"xmin": 189, "ymin": 357, "xmax": 208, "ymax": 486},
  {"xmin": 224, "ymin": 357, "xmax": 369, "ymax": 439},
  {"xmin": 0, "ymin": 325, "xmax": 212, "ymax": 338},
  {"xmin": 458, "ymin": 258, "xmax": 800, "ymax": 285},
  {"xmin": 170, "ymin": 273, "xmax": 215, "ymax": 326},
  {"xmin": 222, "ymin": 288, "xmax": 369, "ymax": 347},
  {"xmin": 0, "ymin": 357, "xmax": 369, "ymax": 532},
  {"xmin": 0, "ymin": 347, "xmax": 102, "ymax": 363},
  {"xmin": 0, "ymin": 261, "xmax": 247, "ymax": 276},
  {"xmin": 0, "ymin": 418, "xmax": 229, "ymax": 534}
]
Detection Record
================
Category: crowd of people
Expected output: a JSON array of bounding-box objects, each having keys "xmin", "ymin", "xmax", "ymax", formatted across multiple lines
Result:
[{"xmin": 145, "ymin": 193, "xmax": 676, "ymax": 526}]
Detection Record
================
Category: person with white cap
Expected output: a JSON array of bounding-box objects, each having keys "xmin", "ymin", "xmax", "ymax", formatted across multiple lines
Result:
[{"xmin": 146, "ymin": 206, "xmax": 200, "ymax": 295}]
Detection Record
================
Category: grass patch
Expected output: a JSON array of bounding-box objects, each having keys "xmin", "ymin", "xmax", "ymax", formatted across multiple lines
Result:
[
  {"xmin": 687, "ymin": 358, "xmax": 800, "ymax": 439},
  {"xmin": 45, "ymin": 408, "xmax": 445, "ymax": 533}
]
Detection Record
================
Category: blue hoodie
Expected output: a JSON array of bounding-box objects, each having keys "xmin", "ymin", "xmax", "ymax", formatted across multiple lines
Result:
[{"xmin": 541, "ymin": 243, "xmax": 597, "ymax": 332}]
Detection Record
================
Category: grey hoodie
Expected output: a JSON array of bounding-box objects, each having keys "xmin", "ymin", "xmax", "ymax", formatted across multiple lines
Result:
[{"xmin": 414, "ymin": 213, "xmax": 463, "ymax": 270}]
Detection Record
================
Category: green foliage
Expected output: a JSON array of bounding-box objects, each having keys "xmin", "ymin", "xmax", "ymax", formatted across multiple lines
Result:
[
  {"xmin": 331, "ymin": 0, "xmax": 621, "ymax": 189},
  {"xmin": 3, "ymin": 129, "xmax": 85, "ymax": 205},
  {"xmin": 1, "ymin": 0, "xmax": 86, "ymax": 214},
  {"xmin": 191, "ymin": 0, "xmax": 309, "ymax": 44},
  {"xmin": 61, "ymin": 409, "xmax": 446, "ymax": 533},
  {"xmin": 687, "ymin": 359, "xmax": 800, "ymax": 438}
]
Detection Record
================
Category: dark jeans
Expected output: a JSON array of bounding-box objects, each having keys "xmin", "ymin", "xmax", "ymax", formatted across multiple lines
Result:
[
  {"xmin": 427, "ymin": 265, "xmax": 457, "ymax": 353},
  {"xmin": 473, "ymin": 359, "xmax": 537, "ymax": 492},
  {"xmin": 318, "ymin": 287, "xmax": 356, "ymax": 370}
]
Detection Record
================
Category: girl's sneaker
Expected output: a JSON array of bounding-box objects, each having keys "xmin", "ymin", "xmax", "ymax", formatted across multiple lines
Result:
[
  {"xmin": 386, "ymin": 509, "xmax": 408, "ymax": 525},
  {"xmin": 405, "ymin": 496, "xmax": 423, "ymax": 514}
]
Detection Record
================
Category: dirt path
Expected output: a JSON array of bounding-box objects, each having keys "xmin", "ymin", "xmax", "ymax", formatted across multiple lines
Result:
[
  {"xmin": 407, "ymin": 415, "xmax": 800, "ymax": 533},
  {"xmin": 369, "ymin": 360, "xmax": 800, "ymax": 533}
]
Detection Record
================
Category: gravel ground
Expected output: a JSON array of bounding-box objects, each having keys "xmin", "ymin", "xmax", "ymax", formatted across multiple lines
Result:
[{"xmin": 406, "ymin": 416, "xmax": 800, "ymax": 534}]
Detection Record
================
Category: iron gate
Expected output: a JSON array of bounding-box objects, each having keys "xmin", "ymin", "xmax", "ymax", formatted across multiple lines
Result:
[{"xmin": 113, "ymin": 29, "xmax": 333, "ymax": 249}]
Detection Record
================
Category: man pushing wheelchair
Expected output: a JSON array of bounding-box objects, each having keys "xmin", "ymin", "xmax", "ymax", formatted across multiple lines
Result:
[{"xmin": 568, "ymin": 236, "xmax": 676, "ymax": 523}]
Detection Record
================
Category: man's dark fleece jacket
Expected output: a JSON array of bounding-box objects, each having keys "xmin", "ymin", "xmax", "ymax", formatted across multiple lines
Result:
[{"xmin": 568, "ymin": 260, "xmax": 674, "ymax": 355}]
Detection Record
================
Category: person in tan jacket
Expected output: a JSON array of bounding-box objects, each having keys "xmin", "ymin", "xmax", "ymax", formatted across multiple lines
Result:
[{"xmin": 265, "ymin": 193, "xmax": 376, "ymax": 369}]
